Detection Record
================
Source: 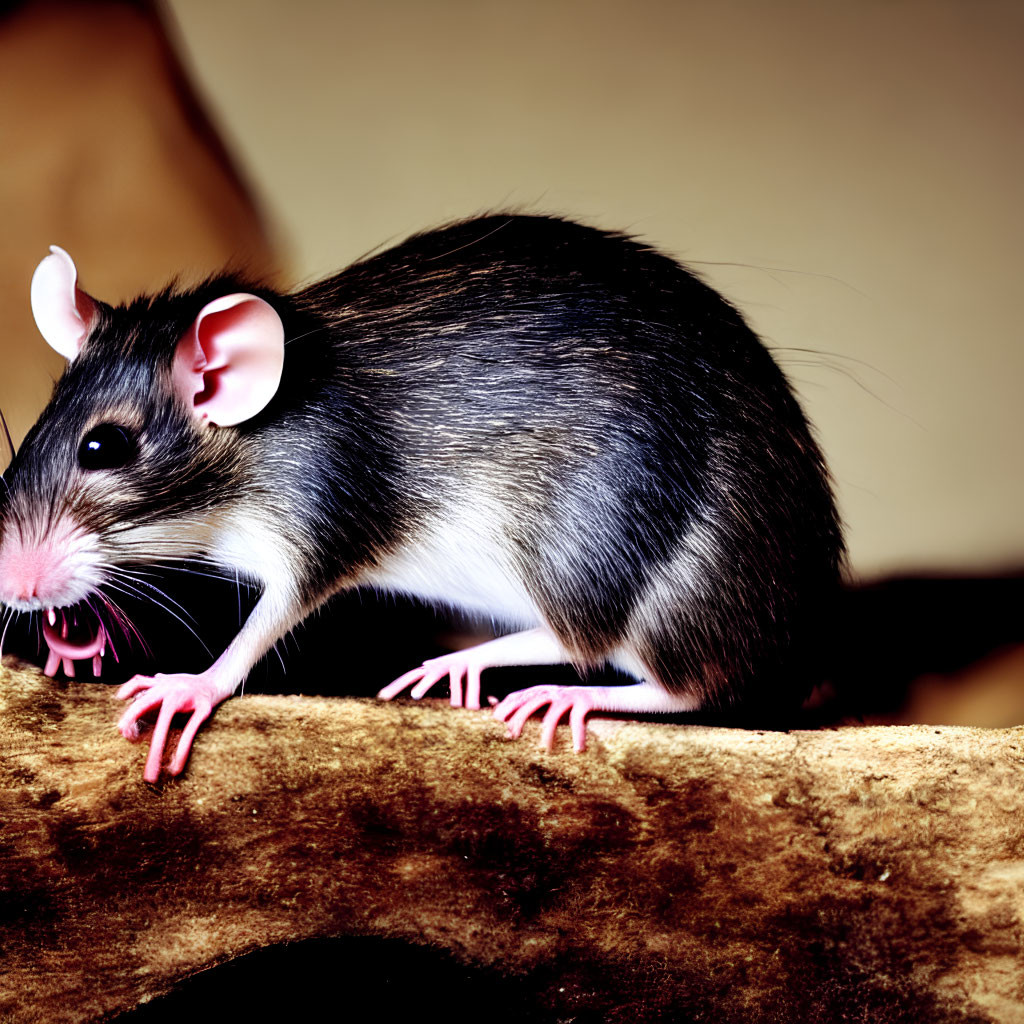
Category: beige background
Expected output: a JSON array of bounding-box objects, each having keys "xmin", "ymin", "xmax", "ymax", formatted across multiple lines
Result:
[{"xmin": 23, "ymin": 0, "xmax": 1024, "ymax": 579}]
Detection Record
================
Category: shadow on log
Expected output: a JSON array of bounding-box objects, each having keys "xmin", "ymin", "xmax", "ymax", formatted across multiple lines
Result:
[{"xmin": 1, "ymin": 658, "xmax": 1022, "ymax": 1024}]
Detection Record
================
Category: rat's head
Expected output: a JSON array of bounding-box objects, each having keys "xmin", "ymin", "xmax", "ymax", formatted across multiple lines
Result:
[{"xmin": 0, "ymin": 247, "xmax": 285, "ymax": 645}]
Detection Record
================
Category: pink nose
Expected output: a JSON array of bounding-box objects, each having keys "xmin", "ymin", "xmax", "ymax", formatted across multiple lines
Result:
[
  {"xmin": 0, "ymin": 547, "xmax": 42, "ymax": 601},
  {"xmin": 0, "ymin": 532, "xmax": 71, "ymax": 605}
]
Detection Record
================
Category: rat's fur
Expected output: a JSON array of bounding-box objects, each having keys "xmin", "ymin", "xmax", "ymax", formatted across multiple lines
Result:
[{"xmin": 2, "ymin": 214, "xmax": 843, "ymax": 716}]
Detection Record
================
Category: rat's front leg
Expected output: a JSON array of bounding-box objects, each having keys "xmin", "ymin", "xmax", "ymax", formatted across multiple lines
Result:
[{"xmin": 116, "ymin": 582, "xmax": 305, "ymax": 782}]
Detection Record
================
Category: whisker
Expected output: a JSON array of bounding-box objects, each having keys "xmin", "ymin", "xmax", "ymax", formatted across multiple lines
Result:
[
  {"xmin": 95, "ymin": 590, "xmax": 147, "ymax": 659},
  {"xmin": 271, "ymin": 639, "xmax": 287, "ymax": 673},
  {"xmin": 0, "ymin": 605, "xmax": 16, "ymax": 660},
  {"xmin": 103, "ymin": 572, "xmax": 212, "ymax": 657},
  {"xmin": 103, "ymin": 577, "xmax": 193, "ymax": 631},
  {"xmin": 105, "ymin": 567, "xmax": 201, "ymax": 625},
  {"xmin": 121, "ymin": 564, "xmax": 237, "ymax": 585},
  {"xmin": 84, "ymin": 594, "xmax": 119, "ymax": 662}
]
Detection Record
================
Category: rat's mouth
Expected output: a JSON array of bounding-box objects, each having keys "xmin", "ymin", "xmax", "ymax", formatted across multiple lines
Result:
[{"xmin": 41, "ymin": 604, "xmax": 115, "ymax": 678}]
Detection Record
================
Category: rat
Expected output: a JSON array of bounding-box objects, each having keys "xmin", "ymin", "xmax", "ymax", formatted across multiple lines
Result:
[{"xmin": 0, "ymin": 214, "xmax": 843, "ymax": 781}]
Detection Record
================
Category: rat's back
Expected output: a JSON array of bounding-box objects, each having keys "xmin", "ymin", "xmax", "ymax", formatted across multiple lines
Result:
[{"xmin": 292, "ymin": 215, "xmax": 843, "ymax": 709}]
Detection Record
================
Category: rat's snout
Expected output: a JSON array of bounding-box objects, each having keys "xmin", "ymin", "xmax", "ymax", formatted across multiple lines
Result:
[
  {"xmin": 0, "ymin": 514, "xmax": 99, "ymax": 611},
  {"xmin": 0, "ymin": 535, "xmax": 58, "ymax": 608}
]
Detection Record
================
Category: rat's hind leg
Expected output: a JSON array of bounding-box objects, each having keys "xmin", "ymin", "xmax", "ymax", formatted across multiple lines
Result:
[
  {"xmin": 378, "ymin": 611, "xmax": 707, "ymax": 752},
  {"xmin": 377, "ymin": 627, "xmax": 568, "ymax": 709},
  {"xmin": 491, "ymin": 601, "xmax": 713, "ymax": 752}
]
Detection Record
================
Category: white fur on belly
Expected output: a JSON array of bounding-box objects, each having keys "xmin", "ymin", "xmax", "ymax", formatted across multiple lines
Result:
[{"xmin": 369, "ymin": 501, "xmax": 541, "ymax": 629}]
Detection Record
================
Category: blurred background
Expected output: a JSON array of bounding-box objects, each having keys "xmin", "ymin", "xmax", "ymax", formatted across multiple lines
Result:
[
  {"xmin": 0, "ymin": 0, "xmax": 1022, "ymax": 726},
  {"xmin": 0, "ymin": 4, "xmax": 1021, "ymax": 1014},
  {"xmin": 161, "ymin": 0, "xmax": 1024, "ymax": 579}
]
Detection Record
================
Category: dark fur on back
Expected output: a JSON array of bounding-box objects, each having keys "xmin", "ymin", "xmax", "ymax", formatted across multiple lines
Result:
[{"xmin": 283, "ymin": 215, "xmax": 843, "ymax": 705}]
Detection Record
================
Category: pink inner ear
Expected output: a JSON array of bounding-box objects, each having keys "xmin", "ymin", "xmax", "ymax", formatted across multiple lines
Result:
[
  {"xmin": 173, "ymin": 293, "xmax": 285, "ymax": 427},
  {"xmin": 172, "ymin": 325, "xmax": 207, "ymax": 413},
  {"xmin": 30, "ymin": 246, "xmax": 96, "ymax": 361}
]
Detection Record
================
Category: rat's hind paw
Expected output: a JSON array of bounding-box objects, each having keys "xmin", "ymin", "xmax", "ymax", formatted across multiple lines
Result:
[{"xmin": 492, "ymin": 684, "xmax": 599, "ymax": 752}]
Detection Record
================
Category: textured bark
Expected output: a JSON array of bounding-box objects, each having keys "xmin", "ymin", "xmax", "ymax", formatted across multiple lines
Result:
[{"xmin": 1, "ymin": 657, "xmax": 1022, "ymax": 1024}]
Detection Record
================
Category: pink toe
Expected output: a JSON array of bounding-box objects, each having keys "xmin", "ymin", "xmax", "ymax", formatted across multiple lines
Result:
[
  {"xmin": 170, "ymin": 705, "xmax": 211, "ymax": 775},
  {"xmin": 116, "ymin": 678, "xmax": 146, "ymax": 700},
  {"xmin": 448, "ymin": 665, "xmax": 465, "ymax": 707},
  {"xmin": 570, "ymin": 701, "xmax": 590, "ymax": 752},
  {"xmin": 465, "ymin": 665, "xmax": 482, "ymax": 709},
  {"xmin": 491, "ymin": 692, "xmax": 523, "ymax": 722},
  {"xmin": 410, "ymin": 667, "xmax": 447, "ymax": 699},
  {"xmin": 506, "ymin": 692, "xmax": 554, "ymax": 738},
  {"xmin": 378, "ymin": 668, "xmax": 425, "ymax": 700},
  {"xmin": 143, "ymin": 703, "xmax": 177, "ymax": 782},
  {"xmin": 540, "ymin": 701, "xmax": 570, "ymax": 749},
  {"xmin": 119, "ymin": 709, "xmax": 141, "ymax": 740}
]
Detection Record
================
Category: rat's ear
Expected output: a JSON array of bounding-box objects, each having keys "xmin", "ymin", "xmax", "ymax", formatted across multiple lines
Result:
[
  {"xmin": 30, "ymin": 246, "xmax": 98, "ymax": 361},
  {"xmin": 172, "ymin": 293, "xmax": 285, "ymax": 427}
]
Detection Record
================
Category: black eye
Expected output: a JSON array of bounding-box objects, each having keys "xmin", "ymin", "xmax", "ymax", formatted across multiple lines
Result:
[{"xmin": 78, "ymin": 424, "xmax": 137, "ymax": 470}]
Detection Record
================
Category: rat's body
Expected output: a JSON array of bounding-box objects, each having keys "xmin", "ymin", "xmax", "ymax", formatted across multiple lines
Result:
[{"xmin": 0, "ymin": 215, "xmax": 842, "ymax": 779}]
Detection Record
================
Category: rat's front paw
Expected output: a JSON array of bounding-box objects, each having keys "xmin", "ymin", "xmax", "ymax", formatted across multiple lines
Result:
[
  {"xmin": 116, "ymin": 672, "xmax": 223, "ymax": 782},
  {"xmin": 492, "ymin": 684, "xmax": 599, "ymax": 752},
  {"xmin": 378, "ymin": 650, "xmax": 490, "ymax": 708}
]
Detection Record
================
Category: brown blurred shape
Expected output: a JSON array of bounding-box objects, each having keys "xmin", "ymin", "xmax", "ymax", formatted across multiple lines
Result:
[{"xmin": 0, "ymin": 0, "xmax": 282, "ymax": 445}]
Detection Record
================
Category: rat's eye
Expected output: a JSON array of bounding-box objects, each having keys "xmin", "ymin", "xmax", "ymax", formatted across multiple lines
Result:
[{"xmin": 78, "ymin": 424, "xmax": 137, "ymax": 471}]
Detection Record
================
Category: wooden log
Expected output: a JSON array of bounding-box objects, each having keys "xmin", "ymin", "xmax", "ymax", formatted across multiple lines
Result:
[{"xmin": 1, "ymin": 657, "xmax": 1022, "ymax": 1023}]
